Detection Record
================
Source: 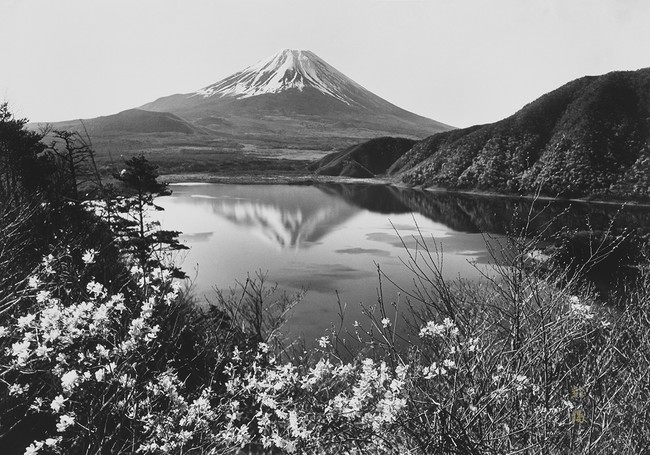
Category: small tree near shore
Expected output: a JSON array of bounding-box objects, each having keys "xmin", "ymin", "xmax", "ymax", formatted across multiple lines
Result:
[{"xmin": 113, "ymin": 155, "xmax": 187, "ymax": 278}]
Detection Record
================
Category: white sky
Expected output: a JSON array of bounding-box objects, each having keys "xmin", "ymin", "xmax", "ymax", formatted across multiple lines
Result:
[{"xmin": 1, "ymin": 0, "xmax": 648, "ymax": 128}]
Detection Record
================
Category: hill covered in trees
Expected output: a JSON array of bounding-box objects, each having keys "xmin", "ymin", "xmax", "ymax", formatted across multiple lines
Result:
[
  {"xmin": 308, "ymin": 137, "xmax": 417, "ymax": 177},
  {"xmin": 386, "ymin": 68, "xmax": 650, "ymax": 199}
]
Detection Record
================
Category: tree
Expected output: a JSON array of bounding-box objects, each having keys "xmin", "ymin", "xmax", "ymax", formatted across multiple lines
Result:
[
  {"xmin": 0, "ymin": 103, "xmax": 51, "ymax": 201},
  {"xmin": 113, "ymin": 155, "xmax": 187, "ymax": 277},
  {"xmin": 45, "ymin": 129, "xmax": 97, "ymax": 205}
]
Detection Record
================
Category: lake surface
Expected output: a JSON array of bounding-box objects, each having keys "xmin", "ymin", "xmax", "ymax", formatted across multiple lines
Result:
[{"xmin": 157, "ymin": 183, "xmax": 650, "ymax": 343}]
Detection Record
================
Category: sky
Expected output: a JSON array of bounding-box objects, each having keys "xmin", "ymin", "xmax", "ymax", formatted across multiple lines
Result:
[{"xmin": 1, "ymin": 0, "xmax": 649, "ymax": 128}]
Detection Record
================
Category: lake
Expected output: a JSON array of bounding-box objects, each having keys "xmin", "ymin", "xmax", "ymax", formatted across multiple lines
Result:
[{"xmin": 157, "ymin": 182, "xmax": 650, "ymax": 344}]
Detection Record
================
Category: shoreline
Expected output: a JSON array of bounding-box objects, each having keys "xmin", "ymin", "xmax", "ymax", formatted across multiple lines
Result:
[{"xmin": 161, "ymin": 172, "xmax": 650, "ymax": 208}]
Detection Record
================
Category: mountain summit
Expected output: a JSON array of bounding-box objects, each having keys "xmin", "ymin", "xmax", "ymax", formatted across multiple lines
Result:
[
  {"xmin": 193, "ymin": 49, "xmax": 366, "ymax": 105},
  {"xmin": 140, "ymin": 49, "xmax": 451, "ymax": 139}
]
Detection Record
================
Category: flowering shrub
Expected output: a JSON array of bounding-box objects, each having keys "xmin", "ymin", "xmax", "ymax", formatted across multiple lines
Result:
[{"xmin": 0, "ymin": 246, "xmax": 201, "ymax": 453}]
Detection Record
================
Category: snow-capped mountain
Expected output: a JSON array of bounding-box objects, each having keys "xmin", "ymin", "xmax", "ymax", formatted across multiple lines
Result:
[
  {"xmin": 41, "ymin": 49, "xmax": 452, "ymax": 168},
  {"xmin": 193, "ymin": 49, "xmax": 365, "ymax": 106},
  {"xmin": 140, "ymin": 49, "xmax": 451, "ymax": 138}
]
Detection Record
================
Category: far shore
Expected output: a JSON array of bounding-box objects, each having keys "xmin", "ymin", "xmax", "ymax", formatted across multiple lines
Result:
[{"xmin": 160, "ymin": 172, "xmax": 650, "ymax": 208}]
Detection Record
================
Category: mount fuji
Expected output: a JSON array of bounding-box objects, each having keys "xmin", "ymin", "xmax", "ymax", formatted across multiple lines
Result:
[
  {"xmin": 139, "ymin": 49, "xmax": 451, "ymax": 140},
  {"xmin": 39, "ymin": 49, "xmax": 452, "ymax": 175}
]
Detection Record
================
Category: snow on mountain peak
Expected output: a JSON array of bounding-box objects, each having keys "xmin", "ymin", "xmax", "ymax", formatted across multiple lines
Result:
[{"xmin": 193, "ymin": 49, "xmax": 365, "ymax": 105}]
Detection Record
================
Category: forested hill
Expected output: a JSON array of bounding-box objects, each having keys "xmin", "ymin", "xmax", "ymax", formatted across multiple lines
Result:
[{"xmin": 389, "ymin": 68, "xmax": 650, "ymax": 199}]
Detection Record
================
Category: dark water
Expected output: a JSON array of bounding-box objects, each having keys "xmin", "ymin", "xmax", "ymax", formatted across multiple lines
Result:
[{"xmin": 157, "ymin": 183, "xmax": 650, "ymax": 343}]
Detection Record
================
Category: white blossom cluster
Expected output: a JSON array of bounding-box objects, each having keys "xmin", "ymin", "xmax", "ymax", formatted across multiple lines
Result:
[
  {"xmin": 219, "ymin": 344, "xmax": 411, "ymax": 453},
  {"xmin": 0, "ymin": 250, "xmax": 187, "ymax": 455}
]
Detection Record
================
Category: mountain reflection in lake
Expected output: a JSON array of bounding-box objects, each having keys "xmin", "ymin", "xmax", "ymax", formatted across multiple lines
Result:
[{"xmin": 157, "ymin": 183, "xmax": 650, "ymax": 344}]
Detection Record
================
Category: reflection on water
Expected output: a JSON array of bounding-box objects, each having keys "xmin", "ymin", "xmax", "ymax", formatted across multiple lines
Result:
[
  {"xmin": 182, "ymin": 185, "xmax": 357, "ymax": 249},
  {"xmin": 158, "ymin": 183, "xmax": 650, "ymax": 343}
]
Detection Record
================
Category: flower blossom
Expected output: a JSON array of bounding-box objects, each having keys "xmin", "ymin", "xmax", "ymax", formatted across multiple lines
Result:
[
  {"xmin": 82, "ymin": 249, "xmax": 96, "ymax": 264},
  {"xmin": 569, "ymin": 301, "xmax": 594, "ymax": 320},
  {"xmin": 11, "ymin": 340, "xmax": 31, "ymax": 365},
  {"xmin": 317, "ymin": 336, "xmax": 330, "ymax": 348},
  {"xmin": 28, "ymin": 275, "xmax": 41, "ymax": 289},
  {"xmin": 50, "ymin": 395, "xmax": 67, "ymax": 413},
  {"xmin": 60, "ymin": 370, "xmax": 80, "ymax": 392},
  {"xmin": 419, "ymin": 317, "xmax": 459, "ymax": 338},
  {"xmin": 56, "ymin": 414, "xmax": 75, "ymax": 432},
  {"xmin": 24, "ymin": 441, "xmax": 43, "ymax": 455}
]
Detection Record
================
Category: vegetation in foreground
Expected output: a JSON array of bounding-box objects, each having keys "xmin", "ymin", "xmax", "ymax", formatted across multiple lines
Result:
[{"xmin": 2, "ymin": 104, "xmax": 650, "ymax": 454}]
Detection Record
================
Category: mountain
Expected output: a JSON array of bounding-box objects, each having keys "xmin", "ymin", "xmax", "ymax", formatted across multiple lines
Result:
[
  {"xmin": 37, "ymin": 49, "xmax": 451, "ymax": 175},
  {"xmin": 308, "ymin": 136, "xmax": 417, "ymax": 177},
  {"xmin": 47, "ymin": 109, "xmax": 201, "ymax": 135},
  {"xmin": 140, "ymin": 49, "xmax": 451, "ymax": 140},
  {"xmin": 389, "ymin": 68, "xmax": 650, "ymax": 200}
]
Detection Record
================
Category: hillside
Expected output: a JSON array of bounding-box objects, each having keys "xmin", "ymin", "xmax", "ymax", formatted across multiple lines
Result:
[
  {"xmin": 390, "ymin": 68, "xmax": 650, "ymax": 199},
  {"xmin": 44, "ymin": 109, "xmax": 200, "ymax": 135},
  {"xmin": 308, "ymin": 136, "xmax": 417, "ymax": 177}
]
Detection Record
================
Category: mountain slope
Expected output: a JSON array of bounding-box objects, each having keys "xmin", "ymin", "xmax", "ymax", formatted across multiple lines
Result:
[
  {"xmin": 308, "ymin": 137, "xmax": 417, "ymax": 177},
  {"xmin": 140, "ymin": 49, "xmax": 451, "ymax": 138},
  {"xmin": 390, "ymin": 68, "xmax": 650, "ymax": 199},
  {"xmin": 42, "ymin": 109, "xmax": 200, "ymax": 135}
]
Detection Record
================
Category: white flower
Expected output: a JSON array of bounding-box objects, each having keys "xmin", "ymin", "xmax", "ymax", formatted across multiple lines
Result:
[
  {"xmin": 466, "ymin": 337, "xmax": 480, "ymax": 352},
  {"xmin": 28, "ymin": 275, "xmax": 41, "ymax": 289},
  {"xmin": 443, "ymin": 359, "xmax": 457, "ymax": 369},
  {"xmin": 42, "ymin": 254, "xmax": 55, "ymax": 274},
  {"xmin": 258, "ymin": 342, "xmax": 269, "ymax": 353},
  {"xmin": 9, "ymin": 383, "xmax": 26, "ymax": 396},
  {"xmin": 86, "ymin": 280, "xmax": 106, "ymax": 298},
  {"xmin": 35, "ymin": 345, "xmax": 52, "ymax": 358},
  {"xmin": 381, "ymin": 318, "xmax": 391, "ymax": 328},
  {"xmin": 109, "ymin": 293, "xmax": 126, "ymax": 312},
  {"xmin": 11, "ymin": 340, "xmax": 31, "ymax": 365},
  {"xmin": 43, "ymin": 329, "xmax": 61, "ymax": 343},
  {"xmin": 24, "ymin": 441, "xmax": 43, "ymax": 455},
  {"xmin": 56, "ymin": 414, "xmax": 74, "ymax": 432},
  {"xmin": 317, "ymin": 336, "xmax": 330, "ymax": 348},
  {"xmin": 95, "ymin": 344, "xmax": 109, "ymax": 358},
  {"xmin": 423, "ymin": 362, "xmax": 447, "ymax": 379},
  {"xmin": 17, "ymin": 314, "xmax": 36, "ymax": 329},
  {"xmin": 60, "ymin": 370, "xmax": 79, "ymax": 392},
  {"xmin": 94, "ymin": 369, "xmax": 105, "ymax": 382},
  {"xmin": 81, "ymin": 249, "xmax": 96, "ymax": 264},
  {"xmin": 0, "ymin": 326, "xmax": 8, "ymax": 338},
  {"xmin": 569, "ymin": 295, "xmax": 580, "ymax": 304},
  {"xmin": 50, "ymin": 395, "xmax": 67, "ymax": 413},
  {"xmin": 570, "ymin": 302, "xmax": 594, "ymax": 320},
  {"xmin": 35, "ymin": 290, "xmax": 51, "ymax": 304},
  {"xmin": 419, "ymin": 321, "xmax": 445, "ymax": 338}
]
